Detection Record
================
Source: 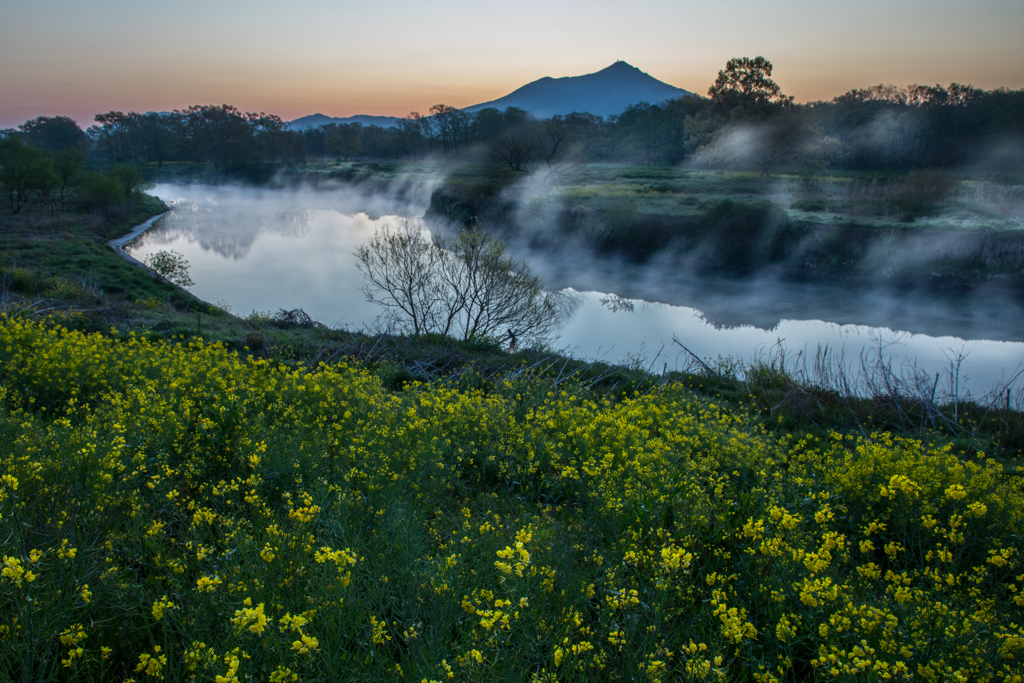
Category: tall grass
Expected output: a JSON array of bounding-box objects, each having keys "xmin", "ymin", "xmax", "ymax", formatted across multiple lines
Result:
[{"xmin": 673, "ymin": 336, "xmax": 1024, "ymax": 459}]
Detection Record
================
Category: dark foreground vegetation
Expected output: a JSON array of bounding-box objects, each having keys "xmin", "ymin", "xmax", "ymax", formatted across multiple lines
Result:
[{"xmin": 2, "ymin": 189, "xmax": 1024, "ymax": 682}]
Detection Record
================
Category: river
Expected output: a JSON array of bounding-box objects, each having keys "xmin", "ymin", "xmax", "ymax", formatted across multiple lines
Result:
[{"xmin": 127, "ymin": 183, "xmax": 1024, "ymax": 400}]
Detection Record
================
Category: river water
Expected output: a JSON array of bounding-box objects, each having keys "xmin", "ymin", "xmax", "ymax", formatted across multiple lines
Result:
[{"xmin": 129, "ymin": 183, "xmax": 1024, "ymax": 400}]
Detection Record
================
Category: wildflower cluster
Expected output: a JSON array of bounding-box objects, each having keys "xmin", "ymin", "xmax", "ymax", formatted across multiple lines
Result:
[{"xmin": 0, "ymin": 317, "xmax": 1022, "ymax": 681}]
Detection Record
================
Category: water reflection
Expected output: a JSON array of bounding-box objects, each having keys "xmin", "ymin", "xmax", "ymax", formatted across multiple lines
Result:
[
  {"xmin": 495, "ymin": 242, "xmax": 1024, "ymax": 343},
  {"xmin": 134, "ymin": 204, "xmax": 314, "ymax": 260},
  {"xmin": 130, "ymin": 184, "xmax": 427, "ymax": 329},
  {"xmin": 129, "ymin": 183, "xmax": 1024, "ymax": 395},
  {"xmin": 599, "ymin": 294, "xmax": 636, "ymax": 313}
]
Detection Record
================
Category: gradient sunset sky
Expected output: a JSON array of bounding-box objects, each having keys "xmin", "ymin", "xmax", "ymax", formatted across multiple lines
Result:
[{"xmin": 2, "ymin": 0, "xmax": 1022, "ymax": 129}]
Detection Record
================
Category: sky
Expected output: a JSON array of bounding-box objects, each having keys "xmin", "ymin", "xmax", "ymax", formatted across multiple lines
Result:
[{"xmin": 2, "ymin": 0, "xmax": 1023, "ymax": 129}]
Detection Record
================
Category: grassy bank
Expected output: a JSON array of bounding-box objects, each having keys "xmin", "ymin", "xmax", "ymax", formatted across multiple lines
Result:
[{"xmin": 0, "ymin": 194, "xmax": 197, "ymax": 310}]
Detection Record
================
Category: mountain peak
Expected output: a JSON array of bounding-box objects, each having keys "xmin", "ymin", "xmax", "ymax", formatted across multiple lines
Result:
[
  {"xmin": 288, "ymin": 63, "xmax": 693, "ymax": 130},
  {"xmin": 464, "ymin": 63, "xmax": 692, "ymax": 119}
]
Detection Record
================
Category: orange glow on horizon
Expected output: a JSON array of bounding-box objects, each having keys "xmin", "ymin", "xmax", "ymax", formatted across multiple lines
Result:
[{"xmin": 2, "ymin": 0, "xmax": 1022, "ymax": 128}]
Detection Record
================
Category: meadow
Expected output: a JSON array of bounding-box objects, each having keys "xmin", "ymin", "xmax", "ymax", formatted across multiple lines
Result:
[{"xmin": 1, "ymin": 315, "xmax": 1023, "ymax": 682}]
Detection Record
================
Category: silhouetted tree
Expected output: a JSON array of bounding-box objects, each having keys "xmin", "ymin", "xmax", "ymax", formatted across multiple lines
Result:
[
  {"xmin": 561, "ymin": 112, "xmax": 604, "ymax": 159},
  {"xmin": 617, "ymin": 102, "xmax": 665, "ymax": 165},
  {"xmin": 489, "ymin": 133, "xmax": 534, "ymax": 173},
  {"xmin": 398, "ymin": 112, "xmax": 432, "ymax": 155},
  {"xmin": 18, "ymin": 116, "xmax": 90, "ymax": 153},
  {"xmin": 325, "ymin": 124, "xmax": 363, "ymax": 160},
  {"xmin": 708, "ymin": 57, "xmax": 793, "ymax": 119},
  {"xmin": 502, "ymin": 107, "xmax": 533, "ymax": 130},
  {"xmin": 176, "ymin": 105, "xmax": 256, "ymax": 165},
  {"xmin": 359, "ymin": 125, "xmax": 397, "ymax": 158},
  {"xmin": 91, "ymin": 111, "xmax": 142, "ymax": 160},
  {"xmin": 137, "ymin": 113, "xmax": 177, "ymax": 165},
  {"xmin": 0, "ymin": 136, "xmax": 57, "ymax": 212},
  {"xmin": 662, "ymin": 96, "xmax": 711, "ymax": 163},
  {"xmin": 429, "ymin": 104, "xmax": 471, "ymax": 155},
  {"xmin": 533, "ymin": 116, "xmax": 573, "ymax": 168},
  {"xmin": 52, "ymin": 148, "xmax": 85, "ymax": 200},
  {"xmin": 470, "ymin": 108, "xmax": 505, "ymax": 144}
]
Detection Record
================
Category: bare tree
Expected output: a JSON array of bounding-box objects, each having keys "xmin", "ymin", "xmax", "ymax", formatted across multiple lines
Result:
[
  {"xmin": 434, "ymin": 227, "xmax": 567, "ymax": 343},
  {"xmin": 489, "ymin": 134, "xmax": 534, "ymax": 174},
  {"xmin": 355, "ymin": 222, "xmax": 570, "ymax": 346},
  {"xmin": 534, "ymin": 117, "xmax": 571, "ymax": 168},
  {"xmin": 353, "ymin": 220, "xmax": 441, "ymax": 335}
]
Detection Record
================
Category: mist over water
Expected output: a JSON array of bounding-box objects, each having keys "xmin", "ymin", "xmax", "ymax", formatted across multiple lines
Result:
[
  {"xmin": 131, "ymin": 184, "xmax": 430, "ymax": 330},
  {"xmin": 129, "ymin": 183, "xmax": 1024, "ymax": 397}
]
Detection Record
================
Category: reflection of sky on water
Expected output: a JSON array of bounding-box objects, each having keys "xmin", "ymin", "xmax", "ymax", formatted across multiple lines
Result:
[
  {"xmin": 131, "ymin": 184, "xmax": 1024, "ymax": 397},
  {"xmin": 557, "ymin": 292, "xmax": 1023, "ymax": 396},
  {"xmin": 131, "ymin": 206, "xmax": 416, "ymax": 331}
]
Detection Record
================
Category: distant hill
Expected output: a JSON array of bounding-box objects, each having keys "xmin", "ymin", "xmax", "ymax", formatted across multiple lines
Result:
[
  {"xmin": 287, "ymin": 114, "xmax": 401, "ymax": 131},
  {"xmin": 463, "ymin": 61, "xmax": 693, "ymax": 119},
  {"xmin": 286, "ymin": 62, "xmax": 694, "ymax": 130}
]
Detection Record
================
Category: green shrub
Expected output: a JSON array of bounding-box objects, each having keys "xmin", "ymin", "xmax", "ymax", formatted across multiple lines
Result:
[{"xmin": 78, "ymin": 171, "xmax": 125, "ymax": 214}]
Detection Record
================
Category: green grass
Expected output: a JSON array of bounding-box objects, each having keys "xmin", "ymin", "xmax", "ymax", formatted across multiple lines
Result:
[{"xmin": 0, "ymin": 195, "xmax": 210, "ymax": 312}]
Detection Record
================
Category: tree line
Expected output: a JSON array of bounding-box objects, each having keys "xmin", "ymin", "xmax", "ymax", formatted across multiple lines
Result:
[
  {"xmin": 0, "ymin": 132, "xmax": 146, "ymax": 215},
  {"xmin": 2, "ymin": 58, "xmax": 1023, "ymax": 194},
  {"xmin": 291, "ymin": 66, "xmax": 1024, "ymax": 175}
]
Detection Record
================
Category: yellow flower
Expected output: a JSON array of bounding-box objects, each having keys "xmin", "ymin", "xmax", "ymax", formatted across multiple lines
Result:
[
  {"xmin": 135, "ymin": 646, "xmax": 167, "ymax": 678},
  {"xmin": 291, "ymin": 632, "xmax": 319, "ymax": 654},
  {"xmin": 215, "ymin": 654, "xmax": 240, "ymax": 683},
  {"xmin": 197, "ymin": 575, "xmax": 222, "ymax": 593},
  {"xmin": 231, "ymin": 602, "xmax": 269, "ymax": 635}
]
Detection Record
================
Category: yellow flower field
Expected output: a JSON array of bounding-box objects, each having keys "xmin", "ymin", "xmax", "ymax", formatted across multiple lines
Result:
[{"xmin": 0, "ymin": 317, "xmax": 1022, "ymax": 681}]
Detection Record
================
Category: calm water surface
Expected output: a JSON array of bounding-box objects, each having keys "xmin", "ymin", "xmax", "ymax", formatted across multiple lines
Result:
[{"xmin": 129, "ymin": 183, "xmax": 1024, "ymax": 398}]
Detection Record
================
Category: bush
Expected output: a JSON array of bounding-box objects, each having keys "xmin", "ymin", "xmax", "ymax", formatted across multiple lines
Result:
[
  {"xmin": 885, "ymin": 169, "xmax": 956, "ymax": 219},
  {"xmin": 0, "ymin": 135, "xmax": 58, "ymax": 213},
  {"xmin": 589, "ymin": 209, "xmax": 678, "ymax": 261},
  {"xmin": 109, "ymin": 164, "xmax": 148, "ymax": 198},
  {"xmin": 143, "ymin": 249, "xmax": 194, "ymax": 288}
]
